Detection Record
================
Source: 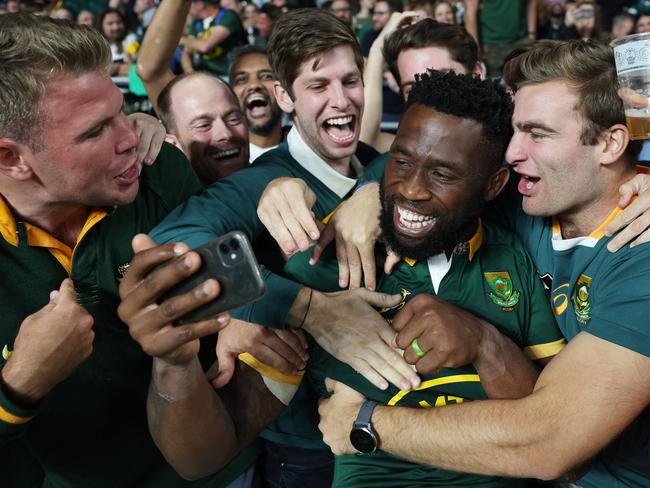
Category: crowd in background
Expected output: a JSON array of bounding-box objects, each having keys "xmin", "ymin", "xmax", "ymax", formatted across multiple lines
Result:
[{"xmin": 4, "ymin": 0, "xmax": 650, "ymax": 123}]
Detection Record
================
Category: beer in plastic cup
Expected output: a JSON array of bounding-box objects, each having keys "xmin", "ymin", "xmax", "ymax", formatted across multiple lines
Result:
[{"xmin": 611, "ymin": 33, "xmax": 650, "ymax": 140}]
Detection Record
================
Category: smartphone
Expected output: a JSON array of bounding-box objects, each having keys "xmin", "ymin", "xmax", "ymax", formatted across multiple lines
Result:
[{"xmin": 160, "ymin": 231, "xmax": 266, "ymax": 325}]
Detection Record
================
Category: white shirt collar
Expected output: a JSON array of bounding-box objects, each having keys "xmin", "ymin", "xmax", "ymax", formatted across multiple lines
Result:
[{"xmin": 286, "ymin": 127, "xmax": 363, "ymax": 198}]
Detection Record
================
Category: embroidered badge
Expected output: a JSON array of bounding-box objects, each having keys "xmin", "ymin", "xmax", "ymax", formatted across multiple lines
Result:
[
  {"xmin": 484, "ymin": 272, "xmax": 520, "ymax": 311},
  {"xmin": 380, "ymin": 288, "xmax": 412, "ymax": 313},
  {"xmin": 572, "ymin": 274, "xmax": 592, "ymax": 324}
]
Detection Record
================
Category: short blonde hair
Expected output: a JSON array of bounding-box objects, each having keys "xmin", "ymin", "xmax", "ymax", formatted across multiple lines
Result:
[{"xmin": 0, "ymin": 13, "xmax": 112, "ymax": 148}]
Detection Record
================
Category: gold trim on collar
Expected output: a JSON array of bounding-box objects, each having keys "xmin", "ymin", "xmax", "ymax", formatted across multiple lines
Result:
[
  {"xmin": 0, "ymin": 196, "xmax": 107, "ymax": 275},
  {"xmin": 551, "ymin": 207, "xmax": 625, "ymax": 241}
]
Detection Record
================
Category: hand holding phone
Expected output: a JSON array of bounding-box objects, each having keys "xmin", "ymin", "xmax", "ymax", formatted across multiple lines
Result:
[{"xmin": 160, "ymin": 231, "xmax": 266, "ymax": 324}]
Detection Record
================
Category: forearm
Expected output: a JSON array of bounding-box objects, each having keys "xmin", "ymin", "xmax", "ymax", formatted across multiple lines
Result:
[
  {"xmin": 463, "ymin": 2, "xmax": 480, "ymax": 46},
  {"xmin": 148, "ymin": 358, "xmax": 238, "ymax": 480},
  {"xmin": 526, "ymin": 0, "xmax": 537, "ymax": 35},
  {"xmin": 473, "ymin": 321, "xmax": 539, "ymax": 399},
  {"xmin": 373, "ymin": 395, "xmax": 557, "ymax": 479},
  {"xmin": 360, "ymin": 42, "xmax": 387, "ymax": 146},
  {"xmin": 374, "ymin": 334, "xmax": 650, "ymax": 480},
  {"xmin": 137, "ymin": 0, "xmax": 189, "ymax": 109}
]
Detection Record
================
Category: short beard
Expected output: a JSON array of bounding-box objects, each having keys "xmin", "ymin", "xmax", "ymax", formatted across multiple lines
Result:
[
  {"xmin": 247, "ymin": 101, "xmax": 282, "ymax": 136},
  {"xmin": 379, "ymin": 182, "xmax": 484, "ymax": 261}
]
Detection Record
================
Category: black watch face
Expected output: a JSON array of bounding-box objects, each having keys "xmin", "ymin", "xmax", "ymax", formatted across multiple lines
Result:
[{"xmin": 350, "ymin": 428, "xmax": 376, "ymax": 454}]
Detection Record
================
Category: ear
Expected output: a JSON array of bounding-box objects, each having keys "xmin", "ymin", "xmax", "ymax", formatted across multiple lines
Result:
[
  {"xmin": 473, "ymin": 61, "xmax": 486, "ymax": 80},
  {"xmin": 0, "ymin": 139, "xmax": 34, "ymax": 181},
  {"xmin": 273, "ymin": 81, "xmax": 295, "ymax": 114},
  {"xmin": 598, "ymin": 124, "xmax": 628, "ymax": 166},
  {"xmin": 484, "ymin": 166, "xmax": 510, "ymax": 202}
]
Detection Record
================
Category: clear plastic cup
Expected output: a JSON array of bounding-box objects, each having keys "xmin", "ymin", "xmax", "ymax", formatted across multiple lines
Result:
[{"xmin": 611, "ymin": 32, "xmax": 650, "ymax": 140}]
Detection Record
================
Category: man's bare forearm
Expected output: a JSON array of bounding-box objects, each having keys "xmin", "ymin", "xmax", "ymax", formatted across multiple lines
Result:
[
  {"xmin": 137, "ymin": 0, "xmax": 190, "ymax": 111},
  {"xmin": 148, "ymin": 358, "xmax": 237, "ymax": 480},
  {"xmin": 372, "ymin": 334, "xmax": 650, "ymax": 480},
  {"xmin": 148, "ymin": 358, "xmax": 284, "ymax": 480},
  {"xmin": 360, "ymin": 42, "xmax": 386, "ymax": 146}
]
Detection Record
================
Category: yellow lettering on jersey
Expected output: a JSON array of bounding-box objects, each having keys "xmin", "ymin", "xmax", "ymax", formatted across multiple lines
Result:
[
  {"xmin": 552, "ymin": 283, "xmax": 570, "ymax": 316},
  {"xmin": 419, "ymin": 400, "xmax": 432, "ymax": 408},
  {"xmin": 434, "ymin": 397, "xmax": 446, "ymax": 407},
  {"xmin": 446, "ymin": 396, "xmax": 464, "ymax": 404}
]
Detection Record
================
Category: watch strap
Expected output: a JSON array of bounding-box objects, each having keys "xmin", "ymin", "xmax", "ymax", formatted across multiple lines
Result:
[{"xmin": 355, "ymin": 400, "xmax": 378, "ymax": 426}]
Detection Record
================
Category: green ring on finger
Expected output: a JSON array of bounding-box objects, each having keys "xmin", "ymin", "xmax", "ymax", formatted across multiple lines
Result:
[{"xmin": 411, "ymin": 338, "xmax": 426, "ymax": 358}]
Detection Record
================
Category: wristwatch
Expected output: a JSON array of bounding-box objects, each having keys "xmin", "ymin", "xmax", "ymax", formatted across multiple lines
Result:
[{"xmin": 349, "ymin": 400, "xmax": 379, "ymax": 454}]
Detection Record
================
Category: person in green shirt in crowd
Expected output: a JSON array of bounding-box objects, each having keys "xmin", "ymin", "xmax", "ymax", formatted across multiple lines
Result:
[{"xmin": 181, "ymin": 0, "xmax": 246, "ymax": 77}]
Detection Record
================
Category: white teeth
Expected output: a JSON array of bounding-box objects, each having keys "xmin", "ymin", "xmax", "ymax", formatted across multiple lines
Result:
[
  {"xmin": 397, "ymin": 206, "xmax": 433, "ymax": 223},
  {"xmin": 526, "ymin": 180, "xmax": 534, "ymax": 190},
  {"xmin": 248, "ymin": 94, "xmax": 266, "ymax": 102},
  {"xmin": 326, "ymin": 115, "xmax": 352, "ymax": 126},
  {"xmin": 212, "ymin": 148, "xmax": 240, "ymax": 159}
]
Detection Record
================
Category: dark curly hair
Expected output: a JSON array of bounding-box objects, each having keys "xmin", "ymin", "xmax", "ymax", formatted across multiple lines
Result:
[{"xmin": 407, "ymin": 69, "xmax": 513, "ymax": 168}]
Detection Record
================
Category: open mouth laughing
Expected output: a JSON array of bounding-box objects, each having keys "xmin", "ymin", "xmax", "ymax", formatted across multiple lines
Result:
[
  {"xmin": 245, "ymin": 93, "xmax": 270, "ymax": 119},
  {"xmin": 323, "ymin": 114, "xmax": 356, "ymax": 145},
  {"xmin": 394, "ymin": 204, "xmax": 436, "ymax": 237},
  {"xmin": 210, "ymin": 147, "xmax": 242, "ymax": 161}
]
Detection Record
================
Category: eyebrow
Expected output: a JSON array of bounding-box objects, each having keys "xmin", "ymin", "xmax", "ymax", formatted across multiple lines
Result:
[
  {"xmin": 515, "ymin": 120, "xmax": 558, "ymax": 134},
  {"xmin": 391, "ymin": 143, "xmax": 462, "ymax": 171}
]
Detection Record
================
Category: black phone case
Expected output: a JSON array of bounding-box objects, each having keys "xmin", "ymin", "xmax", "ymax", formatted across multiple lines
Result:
[{"xmin": 162, "ymin": 231, "xmax": 266, "ymax": 325}]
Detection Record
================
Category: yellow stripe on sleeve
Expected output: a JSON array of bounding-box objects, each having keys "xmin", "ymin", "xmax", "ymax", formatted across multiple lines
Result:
[
  {"xmin": 0, "ymin": 406, "xmax": 33, "ymax": 425},
  {"xmin": 238, "ymin": 353, "xmax": 303, "ymax": 385},
  {"xmin": 388, "ymin": 374, "xmax": 480, "ymax": 406},
  {"xmin": 524, "ymin": 338, "xmax": 567, "ymax": 360}
]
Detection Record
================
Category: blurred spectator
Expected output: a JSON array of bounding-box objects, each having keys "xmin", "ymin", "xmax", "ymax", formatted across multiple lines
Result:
[
  {"xmin": 100, "ymin": 7, "xmax": 138, "ymax": 76},
  {"xmin": 360, "ymin": 0, "xmax": 403, "ymax": 57},
  {"xmin": 243, "ymin": 2, "xmax": 258, "ymax": 44},
  {"xmin": 563, "ymin": 0, "xmax": 602, "ymax": 40},
  {"xmin": 180, "ymin": 0, "xmax": 246, "ymax": 76},
  {"xmin": 50, "ymin": 7, "xmax": 74, "ymax": 21},
  {"xmin": 464, "ymin": 0, "xmax": 537, "ymax": 77},
  {"xmin": 222, "ymin": 0, "xmax": 243, "ymax": 16},
  {"xmin": 5, "ymin": 0, "xmax": 22, "ymax": 12},
  {"xmin": 355, "ymin": 0, "xmax": 374, "ymax": 32},
  {"xmin": 77, "ymin": 9, "xmax": 97, "ymax": 27},
  {"xmin": 330, "ymin": 0, "xmax": 353, "ymax": 26},
  {"xmin": 637, "ymin": 13, "xmax": 650, "ymax": 32},
  {"xmin": 433, "ymin": 0, "xmax": 454, "ymax": 23},
  {"xmin": 271, "ymin": 0, "xmax": 290, "ymax": 12},
  {"xmin": 611, "ymin": 12, "xmax": 635, "ymax": 39},
  {"xmin": 252, "ymin": 3, "xmax": 282, "ymax": 47},
  {"xmin": 133, "ymin": 0, "xmax": 157, "ymax": 29},
  {"xmin": 411, "ymin": 0, "xmax": 433, "ymax": 19},
  {"xmin": 538, "ymin": 0, "xmax": 574, "ymax": 40}
]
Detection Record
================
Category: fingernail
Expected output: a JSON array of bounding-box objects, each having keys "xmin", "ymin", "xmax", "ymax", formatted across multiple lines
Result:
[
  {"xmin": 309, "ymin": 231, "xmax": 319, "ymax": 240},
  {"xmin": 378, "ymin": 380, "xmax": 388, "ymax": 390},
  {"xmin": 173, "ymin": 243, "xmax": 186, "ymax": 255},
  {"xmin": 411, "ymin": 377, "xmax": 421, "ymax": 388},
  {"xmin": 181, "ymin": 254, "xmax": 195, "ymax": 269},
  {"xmin": 339, "ymin": 279, "xmax": 346, "ymax": 288},
  {"xmin": 309, "ymin": 258, "xmax": 316, "ymax": 266},
  {"xmin": 604, "ymin": 230, "xmax": 611, "ymax": 236},
  {"xmin": 217, "ymin": 314, "xmax": 230, "ymax": 324}
]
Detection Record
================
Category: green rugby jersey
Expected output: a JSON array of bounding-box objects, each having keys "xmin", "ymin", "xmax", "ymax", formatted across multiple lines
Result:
[
  {"xmin": 0, "ymin": 143, "xmax": 258, "ymax": 488},
  {"xmin": 505, "ymin": 193, "xmax": 650, "ymax": 486},
  {"xmin": 284, "ymin": 219, "xmax": 565, "ymax": 487}
]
